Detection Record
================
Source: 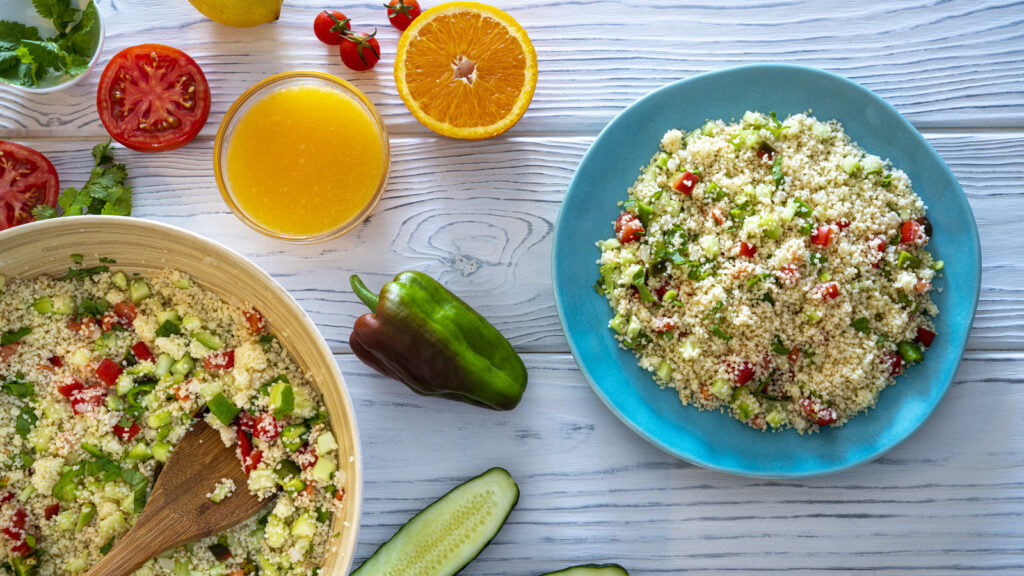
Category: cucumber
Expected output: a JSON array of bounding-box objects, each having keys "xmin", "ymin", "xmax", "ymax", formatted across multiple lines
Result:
[
  {"xmin": 352, "ymin": 467, "xmax": 519, "ymax": 576},
  {"xmin": 540, "ymin": 564, "xmax": 630, "ymax": 576}
]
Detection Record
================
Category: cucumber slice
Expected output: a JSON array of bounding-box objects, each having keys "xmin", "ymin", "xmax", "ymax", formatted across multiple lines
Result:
[
  {"xmin": 540, "ymin": 564, "xmax": 630, "ymax": 576},
  {"xmin": 352, "ymin": 467, "xmax": 519, "ymax": 576}
]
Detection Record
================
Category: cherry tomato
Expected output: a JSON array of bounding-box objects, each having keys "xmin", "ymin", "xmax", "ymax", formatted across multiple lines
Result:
[
  {"xmin": 95, "ymin": 357, "xmax": 124, "ymax": 386},
  {"xmin": 385, "ymin": 0, "xmax": 421, "ymax": 31},
  {"xmin": 0, "ymin": 141, "xmax": 59, "ymax": 230},
  {"xmin": 339, "ymin": 31, "xmax": 381, "ymax": 71},
  {"xmin": 97, "ymin": 44, "xmax": 211, "ymax": 153},
  {"xmin": 672, "ymin": 171, "xmax": 698, "ymax": 195},
  {"xmin": 204, "ymin": 349, "xmax": 235, "ymax": 371},
  {"xmin": 614, "ymin": 212, "xmax": 644, "ymax": 243},
  {"xmin": 313, "ymin": 10, "xmax": 351, "ymax": 45}
]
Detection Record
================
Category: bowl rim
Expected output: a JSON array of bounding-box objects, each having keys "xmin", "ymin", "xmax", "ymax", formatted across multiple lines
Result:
[
  {"xmin": 213, "ymin": 70, "xmax": 391, "ymax": 244},
  {"xmin": 552, "ymin": 62, "xmax": 981, "ymax": 478},
  {"xmin": 0, "ymin": 215, "xmax": 364, "ymax": 571}
]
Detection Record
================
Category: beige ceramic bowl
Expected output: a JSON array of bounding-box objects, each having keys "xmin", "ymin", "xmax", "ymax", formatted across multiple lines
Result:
[{"xmin": 0, "ymin": 216, "xmax": 362, "ymax": 574}]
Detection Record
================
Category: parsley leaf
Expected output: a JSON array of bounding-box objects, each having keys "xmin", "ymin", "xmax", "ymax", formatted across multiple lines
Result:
[
  {"xmin": 60, "ymin": 265, "xmax": 110, "ymax": 281},
  {"xmin": 0, "ymin": 1, "xmax": 99, "ymax": 88},
  {"xmin": 2, "ymin": 374, "xmax": 35, "ymax": 398},
  {"xmin": 1, "ymin": 327, "xmax": 32, "ymax": 345},
  {"xmin": 33, "ymin": 140, "xmax": 133, "ymax": 220}
]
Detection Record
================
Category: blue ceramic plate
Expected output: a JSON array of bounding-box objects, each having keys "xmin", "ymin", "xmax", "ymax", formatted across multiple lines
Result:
[{"xmin": 552, "ymin": 64, "xmax": 981, "ymax": 478}]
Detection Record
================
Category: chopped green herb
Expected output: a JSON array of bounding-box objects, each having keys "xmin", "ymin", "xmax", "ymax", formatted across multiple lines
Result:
[
  {"xmin": 1, "ymin": 374, "xmax": 34, "ymax": 398},
  {"xmin": 1, "ymin": 327, "xmax": 31, "ymax": 346},
  {"xmin": 771, "ymin": 154, "xmax": 784, "ymax": 187},
  {"xmin": 60, "ymin": 265, "xmax": 109, "ymax": 281},
  {"xmin": 32, "ymin": 141, "xmax": 133, "ymax": 220},
  {"xmin": 771, "ymin": 337, "xmax": 790, "ymax": 355},
  {"xmin": 851, "ymin": 317, "xmax": 871, "ymax": 334},
  {"xmin": 0, "ymin": 1, "xmax": 100, "ymax": 88},
  {"xmin": 710, "ymin": 325, "xmax": 732, "ymax": 342},
  {"xmin": 99, "ymin": 257, "xmax": 117, "ymax": 263}
]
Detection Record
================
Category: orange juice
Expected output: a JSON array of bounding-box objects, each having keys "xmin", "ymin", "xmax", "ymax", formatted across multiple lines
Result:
[{"xmin": 219, "ymin": 74, "xmax": 388, "ymax": 240}]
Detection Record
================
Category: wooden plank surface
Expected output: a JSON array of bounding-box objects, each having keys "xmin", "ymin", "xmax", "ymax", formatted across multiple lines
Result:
[{"xmin": 1, "ymin": 0, "xmax": 1022, "ymax": 574}]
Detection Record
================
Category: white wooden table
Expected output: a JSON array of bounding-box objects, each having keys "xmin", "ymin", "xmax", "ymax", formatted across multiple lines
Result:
[{"xmin": 2, "ymin": 1, "xmax": 1022, "ymax": 573}]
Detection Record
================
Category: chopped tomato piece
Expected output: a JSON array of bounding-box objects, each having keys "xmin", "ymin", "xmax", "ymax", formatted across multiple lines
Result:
[
  {"xmin": 203, "ymin": 349, "xmax": 235, "ymax": 371},
  {"xmin": 236, "ymin": 429, "xmax": 262, "ymax": 474},
  {"xmin": 2, "ymin": 508, "xmax": 30, "ymax": 555},
  {"xmin": 253, "ymin": 413, "xmax": 283, "ymax": 443},
  {"xmin": 56, "ymin": 378, "xmax": 85, "ymax": 398},
  {"xmin": 672, "ymin": 171, "xmax": 698, "ymax": 195},
  {"xmin": 335, "ymin": 487, "xmax": 346, "ymax": 502},
  {"xmin": 235, "ymin": 411, "xmax": 256, "ymax": 434},
  {"xmin": 810, "ymin": 225, "xmax": 834, "ymax": 247},
  {"xmin": 756, "ymin": 144, "xmax": 774, "ymax": 162},
  {"xmin": 787, "ymin": 347, "xmax": 801, "ymax": 364},
  {"xmin": 738, "ymin": 241, "xmax": 757, "ymax": 258},
  {"xmin": 95, "ymin": 357, "xmax": 123, "ymax": 386},
  {"xmin": 43, "ymin": 503, "xmax": 60, "ymax": 520},
  {"xmin": 776, "ymin": 264, "xmax": 800, "ymax": 286},
  {"xmin": 836, "ymin": 218, "xmax": 851, "ymax": 230},
  {"xmin": 172, "ymin": 382, "xmax": 192, "ymax": 403},
  {"xmin": 614, "ymin": 212, "xmax": 645, "ymax": 243},
  {"xmin": 651, "ymin": 317, "xmax": 676, "ymax": 333},
  {"xmin": 710, "ymin": 208, "xmax": 726, "ymax": 225},
  {"xmin": 296, "ymin": 444, "xmax": 318, "ymax": 470},
  {"xmin": 48, "ymin": 355, "xmax": 63, "ymax": 367},
  {"xmin": 131, "ymin": 341, "xmax": 154, "ymax": 362},
  {"xmin": 67, "ymin": 316, "xmax": 97, "ymax": 335},
  {"xmin": 816, "ymin": 282, "xmax": 840, "ymax": 300},
  {"xmin": 301, "ymin": 483, "xmax": 315, "ymax": 499},
  {"xmin": 915, "ymin": 327, "xmax": 936, "ymax": 347},
  {"xmin": 731, "ymin": 361, "xmax": 755, "ymax": 385},
  {"xmin": 0, "ymin": 492, "xmax": 13, "ymax": 505},
  {"xmin": 899, "ymin": 219, "xmax": 927, "ymax": 245},
  {"xmin": 883, "ymin": 352, "xmax": 904, "ymax": 376},
  {"xmin": 113, "ymin": 421, "xmax": 142, "ymax": 442},
  {"xmin": 799, "ymin": 396, "xmax": 838, "ymax": 426},
  {"xmin": 244, "ymin": 308, "xmax": 266, "ymax": 334},
  {"xmin": 70, "ymin": 386, "xmax": 106, "ymax": 414},
  {"xmin": 113, "ymin": 301, "xmax": 137, "ymax": 324}
]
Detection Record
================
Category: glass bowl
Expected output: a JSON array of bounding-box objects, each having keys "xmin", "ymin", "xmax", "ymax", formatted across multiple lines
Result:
[{"xmin": 214, "ymin": 71, "xmax": 390, "ymax": 243}]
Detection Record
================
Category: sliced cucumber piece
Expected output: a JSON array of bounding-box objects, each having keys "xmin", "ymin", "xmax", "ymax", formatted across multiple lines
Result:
[
  {"xmin": 540, "ymin": 564, "xmax": 630, "ymax": 576},
  {"xmin": 352, "ymin": 467, "xmax": 519, "ymax": 576}
]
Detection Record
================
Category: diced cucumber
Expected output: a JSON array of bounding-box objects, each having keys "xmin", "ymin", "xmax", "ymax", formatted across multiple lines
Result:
[
  {"xmin": 130, "ymin": 279, "xmax": 152, "ymax": 304},
  {"xmin": 316, "ymin": 431, "xmax": 337, "ymax": 455},
  {"xmin": 154, "ymin": 354, "xmax": 174, "ymax": 378},
  {"xmin": 111, "ymin": 271, "xmax": 128, "ymax": 290},
  {"xmin": 156, "ymin": 310, "xmax": 181, "ymax": 325},
  {"xmin": 540, "ymin": 565, "xmax": 630, "ymax": 576},
  {"xmin": 115, "ymin": 373, "xmax": 135, "ymax": 396},
  {"xmin": 351, "ymin": 468, "xmax": 519, "ymax": 576},
  {"xmin": 655, "ymin": 361, "xmax": 672, "ymax": 382},
  {"xmin": 181, "ymin": 316, "xmax": 203, "ymax": 332},
  {"xmin": 172, "ymin": 275, "xmax": 192, "ymax": 289},
  {"xmin": 152, "ymin": 441, "xmax": 172, "ymax": 463},
  {"xmin": 194, "ymin": 332, "xmax": 224, "ymax": 350},
  {"xmin": 264, "ymin": 515, "xmax": 288, "ymax": 549},
  {"xmin": 127, "ymin": 442, "xmax": 152, "ymax": 460},
  {"xmin": 290, "ymin": 511, "xmax": 318, "ymax": 538},
  {"xmin": 312, "ymin": 457, "xmax": 336, "ymax": 485},
  {"xmin": 170, "ymin": 355, "xmax": 195, "ymax": 376},
  {"xmin": 147, "ymin": 410, "xmax": 171, "ymax": 428},
  {"xmin": 269, "ymin": 381, "xmax": 294, "ymax": 418},
  {"xmin": 280, "ymin": 424, "xmax": 307, "ymax": 452},
  {"xmin": 709, "ymin": 378, "xmax": 732, "ymax": 400},
  {"xmin": 207, "ymin": 393, "xmax": 240, "ymax": 425},
  {"xmin": 76, "ymin": 503, "xmax": 96, "ymax": 531},
  {"xmin": 32, "ymin": 296, "xmax": 54, "ymax": 314}
]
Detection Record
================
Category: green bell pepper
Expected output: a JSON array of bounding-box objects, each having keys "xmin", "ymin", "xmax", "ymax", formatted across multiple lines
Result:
[{"xmin": 349, "ymin": 272, "xmax": 528, "ymax": 410}]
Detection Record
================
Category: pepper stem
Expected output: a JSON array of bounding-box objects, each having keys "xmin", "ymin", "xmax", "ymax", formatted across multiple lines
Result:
[{"xmin": 350, "ymin": 275, "xmax": 379, "ymax": 312}]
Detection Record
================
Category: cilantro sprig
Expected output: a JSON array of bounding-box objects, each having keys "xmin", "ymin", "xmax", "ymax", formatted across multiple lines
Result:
[
  {"xmin": 0, "ymin": 0, "xmax": 100, "ymax": 88},
  {"xmin": 33, "ymin": 141, "xmax": 133, "ymax": 220}
]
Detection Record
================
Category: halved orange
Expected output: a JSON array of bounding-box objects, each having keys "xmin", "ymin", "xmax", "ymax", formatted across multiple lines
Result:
[{"xmin": 394, "ymin": 2, "xmax": 538, "ymax": 140}]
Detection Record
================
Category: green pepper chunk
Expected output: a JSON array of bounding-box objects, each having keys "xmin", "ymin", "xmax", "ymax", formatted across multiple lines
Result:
[{"xmin": 349, "ymin": 272, "xmax": 528, "ymax": 410}]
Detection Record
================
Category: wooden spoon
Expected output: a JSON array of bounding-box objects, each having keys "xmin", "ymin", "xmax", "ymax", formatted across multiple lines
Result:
[{"xmin": 84, "ymin": 420, "xmax": 272, "ymax": 576}]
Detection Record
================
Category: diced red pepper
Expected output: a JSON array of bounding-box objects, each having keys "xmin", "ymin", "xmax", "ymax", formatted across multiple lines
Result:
[
  {"xmin": 738, "ymin": 241, "xmax": 757, "ymax": 258},
  {"xmin": 799, "ymin": 396, "xmax": 838, "ymax": 426},
  {"xmin": 614, "ymin": 212, "xmax": 645, "ymax": 244},
  {"xmin": 916, "ymin": 327, "xmax": 936, "ymax": 347},
  {"xmin": 672, "ymin": 171, "xmax": 699, "ymax": 195},
  {"xmin": 900, "ymin": 219, "xmax": 924, "ymax": 244},
  {"xmin": 56, "ymin": 378, "xmax": 85, "ymax": 399},
  {"xmin": 253, "ymin": 413, "xmax": 283, "ymax": 443},
  {"xmin": 816, "ymin": 282, "xmax": 840, "ymax": 300},
  {"xmin": 131, "ymin": 341, "xmax": 154, "ymax": 362},
  {"xmin": 95, "ymin": 357, "xmax": 123, "ymax": 386},
  {"xmin": 243, "ymin": 308, "xmax": 266, "ymax": 334},
  {"xmin": 811, "ymin": 225, "xmax": 834, "ymax": 247},
  {"xmin": 203, "ymin": 349, "xmax": 235, "ymax": 371},
  {"xmin": 44, "ymin": 503, "xmax": 60, "ymax": 520},
  {"xmin": 731, "ymin": 361, "xmax": 756, "ymax": 386},
  {"xmin": 70, "ymin": 386, "xmax": 106, "ymax": 415},
  {"xmin": 113, "ymin": 421, "xmax": 142, "ymax": 442},
  {"xmin": 883, "ymin": 352, "xmax": 904, "ymax": 376}
]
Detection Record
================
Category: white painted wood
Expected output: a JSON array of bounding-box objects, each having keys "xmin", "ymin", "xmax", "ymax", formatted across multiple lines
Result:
[{"xmin": 1, "ymin": 0, "xmax": 1021, "ymax": 574}]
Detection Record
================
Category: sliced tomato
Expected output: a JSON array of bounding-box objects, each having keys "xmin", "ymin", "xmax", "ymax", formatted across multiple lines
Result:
[
  {"xmin": 0, "ymin": 141, "xmax": 59, "ymax": 230},
  {"xmin": 96, "ymin": 44, "xmax": 211, "ymax": 153},
  {"xmin": 95, "ymin": 357, "xmax": 123, "ymax": 386}
]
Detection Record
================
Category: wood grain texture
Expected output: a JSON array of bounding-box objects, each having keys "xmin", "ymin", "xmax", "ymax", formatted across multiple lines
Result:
[
  {"xmin": 0, "ymin": 0, "xmax": 1022, "ymax": 138},
  {"xmin": 1, "ymin": 0, "xmax": 1021, "ymax": 573}
]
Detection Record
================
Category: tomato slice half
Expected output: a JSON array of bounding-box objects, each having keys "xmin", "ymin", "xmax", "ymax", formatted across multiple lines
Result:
[
  {"xmin": 0, "ymin": 141, "xmax": 59, "ymax": 230},
  {"xmin": 97, "ymin": 44, "xmax": 211, "ymax": 153}
]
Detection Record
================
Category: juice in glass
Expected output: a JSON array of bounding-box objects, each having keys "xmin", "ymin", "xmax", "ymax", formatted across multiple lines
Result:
[{"xmin": 216, "ymin": 72, "xmax": 389, "ymax": 242}]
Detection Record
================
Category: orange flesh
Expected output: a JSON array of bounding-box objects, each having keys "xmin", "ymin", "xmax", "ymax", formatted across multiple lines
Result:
[
  {"xmin": 402, "ymin": 11, "xmax": 528, "ymax": 128},
  {"xmin": 225, "ymin": 84, "xmax": 385, "ymax": 238}
]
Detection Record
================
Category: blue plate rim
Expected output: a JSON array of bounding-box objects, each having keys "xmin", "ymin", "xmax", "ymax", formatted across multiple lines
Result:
[{"xmin": 552, "ymin": 63, "xmax": 981, "ymax": 478}]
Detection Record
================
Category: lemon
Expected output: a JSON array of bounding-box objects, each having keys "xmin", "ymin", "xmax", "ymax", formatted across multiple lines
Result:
[{"xmin": 186, "ymin": 0, "xmax": 283, "ymax": 28}]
